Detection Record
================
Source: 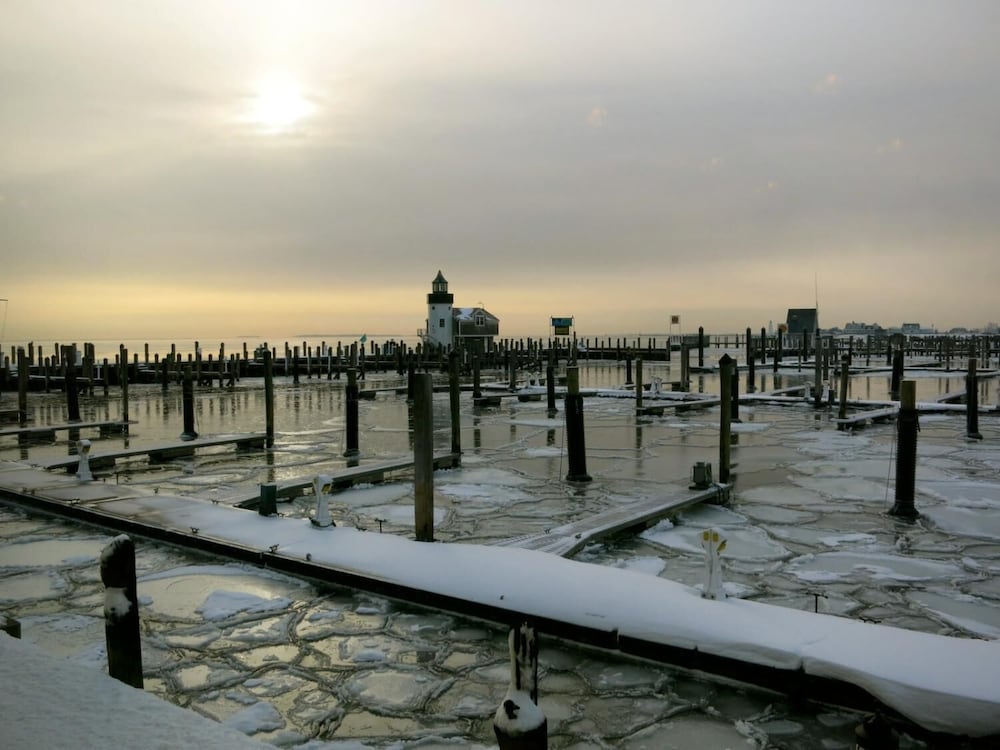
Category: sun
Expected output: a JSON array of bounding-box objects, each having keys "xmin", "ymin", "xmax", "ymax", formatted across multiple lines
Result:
[{"xmin": 243, "ymin": 74, "xmax": 315, "ymax": 134}]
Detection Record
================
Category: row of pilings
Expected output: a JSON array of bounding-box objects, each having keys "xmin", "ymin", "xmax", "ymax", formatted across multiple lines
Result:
[{"xmin": 4, "ymin": 331, "xmax": 998, "ymax": 392}]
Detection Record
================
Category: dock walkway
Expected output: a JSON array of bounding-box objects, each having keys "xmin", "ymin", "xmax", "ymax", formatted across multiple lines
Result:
[
  {"xmin": 495, "ymin": 483, "xmax": 729, "ymax": 557},
  {"xmin": 0, "ymin": 420, "xmax": 132, "ymax": 441},
  {"xmin": 0, "ymin": 462, "xmax": 997, "ymax": 740},
  {"xmin": 34, "ymin": 433, "xmax": 267, "ymax": 472}
]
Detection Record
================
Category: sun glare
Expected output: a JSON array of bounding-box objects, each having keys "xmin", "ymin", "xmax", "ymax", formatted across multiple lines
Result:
[{"xmin": 243, "ymin": 74, "xmax": 315, "ymax": 134}]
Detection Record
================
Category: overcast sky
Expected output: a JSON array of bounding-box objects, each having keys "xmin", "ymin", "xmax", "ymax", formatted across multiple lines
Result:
[{"xmin": 2, "ymin": 1, "xmax": 998, "ymax": 342}]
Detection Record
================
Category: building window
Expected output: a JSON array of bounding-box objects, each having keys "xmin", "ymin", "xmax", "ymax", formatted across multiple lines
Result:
[
  {"xmin": 439, "ymin": 318, "xmax": 445, "ymax": 328},
  {"xmin": 475, "ymin": 313, "xmax": 485, "ymax": 327}
]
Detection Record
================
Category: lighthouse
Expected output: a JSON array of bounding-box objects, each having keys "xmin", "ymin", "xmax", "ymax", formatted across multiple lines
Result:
[{"xmin": 426, "ymin": 270, "xmax": 454, "ymax": 349}]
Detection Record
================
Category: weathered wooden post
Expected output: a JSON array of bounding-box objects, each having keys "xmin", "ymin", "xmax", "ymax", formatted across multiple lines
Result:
[
  {"xmin": 837, "ymin": 355, "xmax": 850, "ymax": 427},
  {"xmin": 966, "ymin": 357, "xmax": 982, "ymax": 440},
  {"xmin": 634, "ymin": 358, "xmax": 643, "ymax": 413},
  {"xmin": 494, "ymin": 623, "xmax": 546, "ymax": 750},
  {"xmin": 697, "ymin": 326, "xmax": 705, "ymax": 368},
  {"xmin": 888, "ymin": 380, "xmax": 919, "ymax": 520},
  {"xmin": 344, "ymin": 368, "xmax": 360, "ymax": 459},
  {"xmin": 413, "ymin": 373, "xmax": 434, "ymax": 542},
  {"xmin": 63, "ymin": 346, "xmax": 81, "ymax": 423},
  {"xmin": 718, "ymin": 353, "xmax": 733, "ymax": 484},
  {"xmin": 180, "ymin": 365, "xmax": 198, "ymax": 441},
  {"xmin": 624, "ymin": 353, "xmax": 633, "ymax": 386},
  {"xmin": 119, "ymin": 345, "xmax": 129, "ymax": 434},
  {"xmin": 449, "ymin": 351, "xmax": 462, "ymax": 461},
  {"xmin": 264, "ymin": 348, "xmax": 275, "ymax": 449},
  {"xmin": 564, "ymin": 366, "xmax": 591, "ymax": 482},
  {"xmin": 890, "ymin": 348, "xmax": 904, "ymax": 401},
  {"xmin": 472, "ymin": 354, "xmax": 482, "ymax": 400},
  {"xmin": 545, "ymin": 365, "xmax": 556, "ymax": 416},
  {"xmin": 813, "ymin": 335, "xmax": 823, "ymax": 408},
  {"xmin": 730, "ymin": 358, "xmax": 740, "ymax": 423},
  {"xmin": 17, "ymin": 347, "xmax": 28, "ymax": 425},
  {"xmin": 258, "ymin": 483, "xmax": 277, "ymax": 516},
  {"xmin": 680, "ymin": 343, "xmax": 690, "ymax": 391},
  {"xmin": 100, "ymin": 535, "xmax": 143, "ymax": 689},
  {"xmin": 407, "ymin": 358, "xmax": 416, "ymax": 402}
]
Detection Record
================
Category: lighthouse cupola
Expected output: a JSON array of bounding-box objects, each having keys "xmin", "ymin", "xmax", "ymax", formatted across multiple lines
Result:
[{"xmin": 426, "ymin": 270, "xmax": 455, "ymax": 349}]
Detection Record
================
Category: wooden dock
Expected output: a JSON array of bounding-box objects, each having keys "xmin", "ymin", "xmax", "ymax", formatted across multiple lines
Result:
[
  {"xmin": 0, "ymin": 420, "xmax": 133, "ymax": 441},
  {"xmin": 231, "ymin": 452, "xmax": 462, "ymax": 509},
  {"xmin": 495, "ymin": 483, "xmax": 730, "ymax": 557},
  {"xmin": 35, "ymin": 433, "xmax": 267, "ymax": 472}
]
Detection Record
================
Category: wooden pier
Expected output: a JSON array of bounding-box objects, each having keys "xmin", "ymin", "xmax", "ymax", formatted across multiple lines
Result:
[
  {"xmin": 0, "ymin": 420, "xmax": 133, "ymax": 441},
  {"xmin": 495, "ymin": 483, "xmax": 730, "ymax": 557},
  {"xmin": 34, "ymin": 433, "xmax": 267, "ymax": 472}
]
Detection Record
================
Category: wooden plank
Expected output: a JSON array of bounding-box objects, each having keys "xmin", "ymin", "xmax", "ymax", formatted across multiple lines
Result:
[
  {"xmin": 0, "ymin": 420, "xmax": 133, "ymax": 439},
  {"xmin": 34, "ymin": 433, "xmax": 267, "ymax": 472},
  {"xmin": 232, "ymin": 452, "xmax": 462, "ymax": 508},
  {"xmin": 495, "ymin": 484, "xmax": 730, "ymax": 558}
]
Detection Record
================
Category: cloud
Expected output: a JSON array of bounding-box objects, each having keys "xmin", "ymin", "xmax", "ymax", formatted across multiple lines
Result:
[
  {"xmin": 701, "ymin": 156, "xmax": 724, "ymax": 173},
  {"xmin": 876, "ymin": 136, "xmax": 905, "ymax": 155},
  {"xmin": 586, "ymin": 105, "xmax": 608, "ymax": 128},
  {"xmin": 814, "ymin": 72, "xmax": 842, "ymax": 94}
]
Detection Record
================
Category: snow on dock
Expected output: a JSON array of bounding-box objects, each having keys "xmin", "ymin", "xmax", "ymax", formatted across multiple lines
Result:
[
  {"xmin": 1, "ymin": 461, "xmax": 998, "ymax": 739},
  {"xmin": 32, "ymin": 433, "xmax": 267, "ymax": 472}
]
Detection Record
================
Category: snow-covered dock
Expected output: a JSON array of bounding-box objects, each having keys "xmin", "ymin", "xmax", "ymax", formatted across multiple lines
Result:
[{"xmin": 1, "ymin": 461, "xmax": 998, "ymax": 741}]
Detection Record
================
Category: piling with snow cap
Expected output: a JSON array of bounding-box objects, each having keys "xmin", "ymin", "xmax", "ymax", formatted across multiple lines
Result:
[
  {"xmin": 100, "ymin": 535, "xmax": 143, "ymax": 689},
  {"xmin": 888, "ymin": 380, "xmax": 919, "ymax": 520},
  {"xmin": 494, "ymin": 623, "xmax": 546, "ymax": 750},
  {"xmin": 563, "ymin": 366, "xmax": 591, "ymax": 483}
]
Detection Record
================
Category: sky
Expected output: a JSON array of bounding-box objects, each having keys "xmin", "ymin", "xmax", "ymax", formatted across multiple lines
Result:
[{"xmin": 2, "ymin": 1, "xmax": 998, "ymax": 342}]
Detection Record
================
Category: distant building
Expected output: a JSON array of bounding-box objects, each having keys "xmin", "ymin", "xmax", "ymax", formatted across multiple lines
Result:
[
  {"xmin": 843, "ymin": 321, "xmax": 885, "ymax": 335},
  {"xmin": 423, "ymin": 271, "xmax": 499, "ymax": 351},
  {"xmin": 786, "ymin": 308, "xmax": 819, "ymax": 335}
]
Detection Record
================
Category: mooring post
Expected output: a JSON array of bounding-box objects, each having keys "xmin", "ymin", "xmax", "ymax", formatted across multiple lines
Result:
[
  {"xmin": 494, "ymin": 623, "xmax": 546, "ymax": 750},
  {"xmin": 680, "ymin": 343, "xmax": 690, "ymax": 391},
  {"xmin": 697, "ymin": 327, "xmax": 705, "ymax": 368},
  {"xmin": 119, "ymin": 345, "xmax": 129, "ymax": 434},
  {"xmin": 413, "ymin": 372, "xmax": 434, "ymax": 542},
  {"xmin": 730, "ymin": 358, "xmax": 740, "ymax": 423},
  {"xmin": 890, "ymin": 348, "xmax": 904, "ymax": 401},
  {"xmin": 634, "ymin": 357, "xmax": 643, "ymax": 412},
  {"xmin": 449, "ymin": 351, "xmax": 462, "ymax": 461},
  {"xmin": 258, "ymin": 483, "xmax": 277, "ymax": 516},
  {"xmin": 966, "ymin": 357, "xmax": 982, "ymax": 440},
  {"xmin": 564, "ymin": 366, "xmax": 592, "ymax": 482},
  {"xmin": 888, "ymin": 380, "xmax": 919, "ymax": 520},
  {"xmin": 64, "ymin": 346, "xmax": 81, "ymax": 423},
  {"xmin": 837, "ymin": 355, "xmax": 850, "ymax": 426},
  {"xmin": 100, "ymin": 535, "xmax": 143, "ymax": 689},
  {"xmin": 545, "ymin": 365, "xmax": 556, "ymax": 416},
  {"xmin": 407, "ymin": 358, "xmax": 416, "ymax": 402},
  {"xmin": 263, "ymin": 348, "xmax": 275, "ymax": 449},
  {"xmin": 17, "ymin": 347, "xmax": 28, "ymax": 425},
  {"xmin": 472, "ymin": 354, "xmax": 482, "ymax": 400},
  {"xmin": 624, "ymin": 353, "xmax": 633, "ymax": 386},
  {"xmin": 719, "ymin": 354, "xmax": 733, "ymax": 483},
  {"xmin": 344, "ymin": 368, "xmax": 360, "ymax": 459},
  {"xmin": 179, "ymin": 365, "xmax": 198, "ymax": 440}
]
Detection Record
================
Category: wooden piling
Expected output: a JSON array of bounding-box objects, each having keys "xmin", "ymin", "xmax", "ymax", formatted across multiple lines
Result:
[
  {"xmin": 100, "ymin": 535, "xmax": 143, "ymax": 689},
  {"xmin": 635, "ymin": 358, "xmax": 643, "ymax": 412},
  {"xmin": 181, "ymin": 365, "xmax": 198, "ymax": 441},
  {"xmin": 344, "ymin": 368, "xmax": 360, "ymax": 458},
  {"xmin": 17, "ymin": 348, "xmax": 28, "ymax": 425},
  {"xmin": 837, "ymin": 355, "xmax": 850, "ymax": 427},
  {"xmin": 718, "ymin": 354, "xmax": 733, "ymax": 484},
  {"xmin": 449, "ymin": 351, "xmax": 462, "ymax": 461},
  {"xmin": 413, "ymin": 373, "xmax": 434, "ymax": 542},
  {"xmin": 64, "ymin": 347, "xmax": 81, "ymax": 423},
  {"xmin": 967, "ymin": 358, "xmax": 982, "ymax": 440},
  {"xmin": 564, "ymin": 366, "xmax": 591, "ymax": 482},
  {"xmin": 264, "ymin": 349, "xmax": 275, "ymax": 449},
  {"xmin": 546, "ymin": 365, "xmax": 557, "ymax": 416},
  {"xmin": 119, "ymin": 345, "xmax": 129, "ymax": 434},
  {"xmin": 888, "ymin": 381, "xmax": 919, "ymax": 520}
]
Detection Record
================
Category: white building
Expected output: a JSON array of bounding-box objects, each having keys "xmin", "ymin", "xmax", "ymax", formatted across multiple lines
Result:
[{"xmin": 423, "ymin": 271, "xmax": 499, "ymax": 351}]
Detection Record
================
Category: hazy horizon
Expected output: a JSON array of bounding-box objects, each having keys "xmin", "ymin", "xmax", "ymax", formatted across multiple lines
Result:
[{"xmin": 3, "ymin": 2, "xmax": 998, "ymax": 342}]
